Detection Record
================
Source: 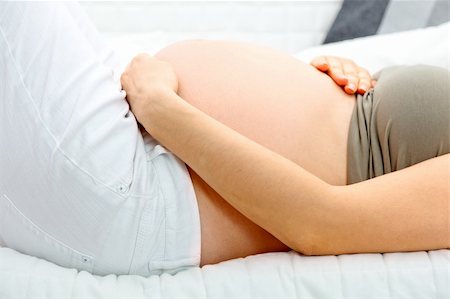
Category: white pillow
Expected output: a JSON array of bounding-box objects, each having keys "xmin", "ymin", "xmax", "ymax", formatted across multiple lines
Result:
[
  {"xmin": 107, "ymin": 22, "xmax": 449, "ymax": 77},
  {"xmin": 294, "ymin": 22, "xmax": 450, "ymax": 74}
]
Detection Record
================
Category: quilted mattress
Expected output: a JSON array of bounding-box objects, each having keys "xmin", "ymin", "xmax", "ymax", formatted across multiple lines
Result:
[{"xmin": 0, "ymin": 247, "xmax": 449, "ymax": 298}]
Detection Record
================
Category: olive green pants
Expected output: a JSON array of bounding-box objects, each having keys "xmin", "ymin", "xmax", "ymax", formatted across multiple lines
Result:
[{"xmin": 347, "ymin": 65, "xmax": 449, "ymax": 184}]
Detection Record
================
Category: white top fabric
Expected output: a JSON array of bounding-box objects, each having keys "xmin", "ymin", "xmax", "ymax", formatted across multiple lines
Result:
[{"xmin": 0, "ymin": 1, "xmax": 201, "ymax": 276}]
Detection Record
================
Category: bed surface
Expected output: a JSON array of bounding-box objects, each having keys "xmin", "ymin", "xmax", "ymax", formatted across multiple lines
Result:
[{"xmin": 1, "ymin": 247, "xmax": 449, "ymax": 299}]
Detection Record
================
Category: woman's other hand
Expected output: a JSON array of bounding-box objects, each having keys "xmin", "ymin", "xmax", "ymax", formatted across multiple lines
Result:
[
  {"xmin": 120, "ymin": 53, "xmax": 179, "ymax": 120},
  {"xmin": 311, "ymin": 56, "xmax": 376, "ymax": 95}
]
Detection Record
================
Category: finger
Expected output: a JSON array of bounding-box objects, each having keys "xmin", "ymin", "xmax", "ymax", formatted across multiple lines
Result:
[
  {"xmin": 357, "ymin": 78, "xmax": 371, "ymax": 94},
  {"xmin": 372, "ymin": 80, "xmax": 377, "ymax": 88},
  {"xmin": 311, "ymin": 56, "xmax": 329, "ymax": 72},
  {"xmin": 342, "ymin": 61, "xmax": 359, "ymax": 94},
  {"xmin": 120, "ymin": 72, "xmax": 126, "ymax": 87},
  {"xmin": 120, "ymin": 72, "xmax": 129, "ymax": 88},
  {"xmin": 326, "ymin": 57, "xmax": 348, "ymax": 86},
  {"xmin": 356, "ymin": 68, "xmax": 372, "ymax": 94},
  {"xmin": 344, "ymin": 77, "xmax": 359, "ymax": 94}
]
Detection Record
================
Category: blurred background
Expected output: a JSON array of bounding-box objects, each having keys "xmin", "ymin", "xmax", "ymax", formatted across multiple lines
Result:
[{"xmin": 80, "ymin": 0, "xmax": 449, "ymax": 55}]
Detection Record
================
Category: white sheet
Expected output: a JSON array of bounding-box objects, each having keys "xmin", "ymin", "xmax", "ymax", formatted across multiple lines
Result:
[
  {"xmin": 1, "ymin": 247, "xmax": 449, "ymax": 298},
  {"xmin": 1, "ymin": 12, "xmax": 449, "ymax": 299}
]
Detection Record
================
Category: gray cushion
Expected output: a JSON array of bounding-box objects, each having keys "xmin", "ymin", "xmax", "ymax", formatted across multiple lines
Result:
[{"xmin": 324, "ymin": 0, "xmax": 449, "ymax": 44}]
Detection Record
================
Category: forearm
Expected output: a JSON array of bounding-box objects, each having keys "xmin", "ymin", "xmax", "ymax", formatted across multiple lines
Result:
[
  {"xmin": 139, "ymin": 91, "xmax": 333, "ymax": 252},
  {"xmin": 134, "ymin": 87, "xmax": 449, "ymax": 255}
]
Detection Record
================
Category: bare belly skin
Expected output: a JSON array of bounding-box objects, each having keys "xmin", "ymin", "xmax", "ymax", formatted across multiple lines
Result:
[{"xmin": 155, "ymin": 40, "xmax": 356, "ymax": 266}]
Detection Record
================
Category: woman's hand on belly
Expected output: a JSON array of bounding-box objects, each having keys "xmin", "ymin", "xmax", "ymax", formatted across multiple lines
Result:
[
  {"xmin": 121, "ymin": 53, "xmax": 179, "ymax": 121},
  {"xmin": 311, "ymin": 56, "xmax": 376, "ymax": 95}
]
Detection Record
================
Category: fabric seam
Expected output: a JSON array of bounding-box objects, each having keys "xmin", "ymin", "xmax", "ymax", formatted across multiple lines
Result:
[{"xmin": 1, "ymin": 194, "xmax": 94, "ymax": 262}]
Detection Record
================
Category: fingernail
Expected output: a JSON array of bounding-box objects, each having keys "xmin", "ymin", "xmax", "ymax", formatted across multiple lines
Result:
[
  {"xmin": 359, "ymin": 84, "xmax": 367, "ymax": 91},
  {"xmin": 347, "ymin": 83, "xmax": 356, "ymax": 92},
  {"xmin": 319, "ymin": 63, "xmax": 328, "ymax": 70}
]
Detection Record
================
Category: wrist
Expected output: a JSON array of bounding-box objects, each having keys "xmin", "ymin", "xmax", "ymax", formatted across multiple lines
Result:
[
  {"xmin": 132, "ymin": 86, "xmax": 177, "ymax": 119},
  {"xmin": 136, "ymin": 89, "xmax": 190, "ymax": 136}
]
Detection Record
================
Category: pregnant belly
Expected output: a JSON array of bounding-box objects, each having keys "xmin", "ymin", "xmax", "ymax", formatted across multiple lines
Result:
[{"xmin": 155, "ymin": 40, "xmax": 356, "ymax": 264}]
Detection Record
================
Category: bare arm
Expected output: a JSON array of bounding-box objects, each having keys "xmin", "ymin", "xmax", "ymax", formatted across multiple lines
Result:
[{"xmin": 121, "ymin": 54, "xmax": 449, "ymax": 255}]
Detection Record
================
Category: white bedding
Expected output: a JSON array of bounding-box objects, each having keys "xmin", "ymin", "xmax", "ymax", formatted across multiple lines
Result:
[
  {"xmin": 1, "ymin": 247, "xmax": 449, "ymax": 298},
  {"xmin": 295, "ymin": 21, "xmax": 450, "ymax": 73},
  {"xmin": 0, "ymin": 4, "xmax": 449, "ymax": 298}
]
